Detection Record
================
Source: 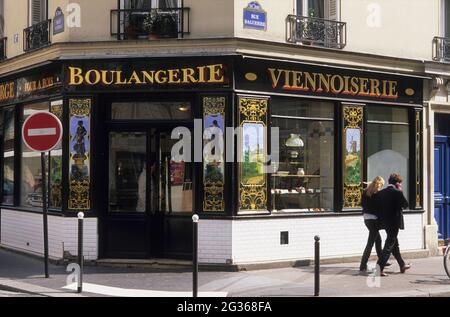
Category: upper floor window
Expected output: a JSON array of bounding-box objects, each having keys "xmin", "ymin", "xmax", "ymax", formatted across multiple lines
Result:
[
  {"xmin": 444, "ymin": 0, "xmax": 450, "ymax": 37},
  {"xmin": 29, "ymin": 0, "xmax": 47, "ymax": 26},
  {"xmin": 296, "ymin": 0, "xmax": 339, "ymax": 20},
  {"xmin": 0, "ymin": 0, "xmax": 4, "ymax": 37},
  {"xmin": 121, "ymin": 0, "xmax": 179, "ymax": 9},
  {"xmin": 289, "ymin": 0, "xmax": 345, "ymax": 48}
]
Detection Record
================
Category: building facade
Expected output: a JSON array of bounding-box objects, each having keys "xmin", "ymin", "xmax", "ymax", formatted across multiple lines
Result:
[{"xmin": 0, "ymin": 0, "xmax": 444, "ymax": 265}]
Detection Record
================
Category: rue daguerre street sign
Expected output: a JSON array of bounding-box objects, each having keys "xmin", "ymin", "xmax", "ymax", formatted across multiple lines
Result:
[
  {"xmin": 22, "ymin": 111, "xmax": 63, "ymax": 279},
  {"xmin": 22, "ymin": 112, "xmax": 62, "ymax": 152}
]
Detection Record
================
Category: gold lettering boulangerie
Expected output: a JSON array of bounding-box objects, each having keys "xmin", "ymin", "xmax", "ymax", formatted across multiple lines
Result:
[
  {"xmin": 68, "ymin": 64, "xmax": 226, "ymax": 86},
  {"xmin": 267, "ymin": 68, "xmax": 399, "ymax": 99},
  {"xmin": 0, "ymin": 82, "xmax": 15, "ymax": 102}
]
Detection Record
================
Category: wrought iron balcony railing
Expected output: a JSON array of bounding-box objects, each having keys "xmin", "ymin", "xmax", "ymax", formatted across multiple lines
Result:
[
  {"xmin": 111, "ymin": 8, "xmax": 190, "ymax": 40},
  {"xmin": 433, "ymin": 37, "xmax": 450, "ymax": 62},
  {"xmin": 286, "ymin": 15, "xmax": 346, "ymax": 49},
  {"xmin": 24, "ymin": 19, "xmax": 51, "ymax": 52},
  {"xmin": 0, "ymin": 37, "xmax": 6, "ymax": 60}
]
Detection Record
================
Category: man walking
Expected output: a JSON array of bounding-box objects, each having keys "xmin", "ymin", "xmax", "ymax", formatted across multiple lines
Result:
[{"xmin": 376, "ymin": 173, "xmax": 411, "ymax": 276}]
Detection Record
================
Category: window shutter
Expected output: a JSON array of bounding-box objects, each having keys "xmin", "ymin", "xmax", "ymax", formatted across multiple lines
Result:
[
  {"xmin": 31, "ymin": 0, "xmax": 41, "ymax": 25},
  {"xmin": 327, "ymin": 0, "xmax": 339, "ymax": 21},
  {"xmin": 0, "ymin": 0, "xmax": 4, "ymax": 37}
]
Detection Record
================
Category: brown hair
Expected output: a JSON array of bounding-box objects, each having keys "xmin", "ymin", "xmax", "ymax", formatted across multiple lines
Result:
[
  {"xmin": 388, "ymin": 173, "xmax": 403, "ymax": 185},
  {"xmin": 366, "ymin": 176, "xmax": 385, "ymax": 197}
]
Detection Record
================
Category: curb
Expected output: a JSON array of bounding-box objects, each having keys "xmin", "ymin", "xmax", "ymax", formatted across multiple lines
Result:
[{"xmin": 0, "ymin": 279, "xmax": 85, "ymax": 297}]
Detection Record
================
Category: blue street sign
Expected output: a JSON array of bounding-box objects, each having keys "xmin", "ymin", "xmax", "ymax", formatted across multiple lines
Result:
[{"xmin": 243, "ymin": 1, "xmax": 267, "ymax": 31}]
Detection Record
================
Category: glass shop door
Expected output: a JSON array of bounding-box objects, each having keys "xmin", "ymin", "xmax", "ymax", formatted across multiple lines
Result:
[{"xmin": 105, "ymin": 128, "xmax": 193, "ymax": 259}]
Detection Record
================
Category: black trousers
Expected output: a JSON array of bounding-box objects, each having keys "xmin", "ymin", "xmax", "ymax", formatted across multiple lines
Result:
[
  {"xmin": 377, "ymin": 227, "xmax": 405, "ymax": 271},
  {"xmin": 360, "ymin": 219, "xmax": 382, "ymax": 270}
]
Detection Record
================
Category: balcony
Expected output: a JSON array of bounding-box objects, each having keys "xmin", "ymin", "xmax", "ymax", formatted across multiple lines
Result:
[
  {"xmin": 0, "ymin": 37, "xmax": 6, "ymax": 60},
  {"xmin": 433, "ymin": 37, "xmax": 450, "ymax": 62},
  {"xmin": 23, "ymin": 20, "xmax": 51, "ymax": 52},
  {"xmin": 286, "ymin": 15, "xmax": 346, "ymax": 49},
  {"xmin": 111, "ymin": 8, "xmax": 190, "ymax": 40}
]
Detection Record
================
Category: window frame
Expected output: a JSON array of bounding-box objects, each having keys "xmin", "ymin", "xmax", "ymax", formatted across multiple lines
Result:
[
  {"xmin": 364, "ymin": 105, "xmax": 413, "ymax": 207},
  {"xmin": 269, "ymin": 97, "xmax": 336, "ymax": 214},
  {"xmin": 28, "ymin": 0, "xmax": 48, "ymax": 26}
]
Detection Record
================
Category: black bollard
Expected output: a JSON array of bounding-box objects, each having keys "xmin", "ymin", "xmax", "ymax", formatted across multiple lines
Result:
[
  {"xmin": 192, "ymin": 214, "xmax": 199, "ymax": 298},
  {"xmin": 314, "ymin": 235, "xmax": 320, "ymax": 297},
  {"xmin": 77, "ymin": 212, "xmax": 84, "ymax": 293}
]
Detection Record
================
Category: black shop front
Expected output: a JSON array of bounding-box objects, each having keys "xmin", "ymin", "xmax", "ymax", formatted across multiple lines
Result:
[{"xmin": 0, "ymin": 54, "xmax": 425, "ymax": 261}]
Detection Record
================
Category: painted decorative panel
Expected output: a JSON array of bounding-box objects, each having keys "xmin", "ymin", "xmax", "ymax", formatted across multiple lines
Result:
[
  {"xmin": 238, "ymin": 96, "xmax": 268, "ymax": 211},
  {"xmin": 343, "ymin": 104, "xmax": 364, "ymax": 209},
  {"xmin": 203, "ymin": 96, "xmax": 226, "ymax": 212},
  {"xmin": 68, "ymin": 98, "xmax": 91, "ymax": 210},
  {"xmin": 49, "ymin": 100, "xmax": 63, "ymax": 209}
]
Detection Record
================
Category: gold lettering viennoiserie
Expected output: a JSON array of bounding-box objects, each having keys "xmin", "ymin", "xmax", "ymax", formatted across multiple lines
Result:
[
  {"xmin": 267, "ymin": 68, "xmax": 399, "ymax": 99},
  {"xmin": 68, "ymin": 64, "xmax": 226, "ymax": 86}
]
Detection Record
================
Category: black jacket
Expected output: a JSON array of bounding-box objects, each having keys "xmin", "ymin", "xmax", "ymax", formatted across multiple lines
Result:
[
  {"xmin": 378, "ymin": 186, "xmax": 409, "ymax": 230},
  {"xmin": 361, "ymin": 190, "xmax": 381, "ymax": 217}
]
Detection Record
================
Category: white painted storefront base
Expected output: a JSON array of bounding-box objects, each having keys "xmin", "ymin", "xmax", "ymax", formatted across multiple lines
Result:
[
  {"xmin": 1, "ymin": 209, "xmax": 424, "ymax": 265},
  {"xmin": 0, "ymin": 209, "xmax": 98, "ymax": 260},
  {"xmin": 198, "ymin": 214, "xmax": 424, "ymax": 265}
]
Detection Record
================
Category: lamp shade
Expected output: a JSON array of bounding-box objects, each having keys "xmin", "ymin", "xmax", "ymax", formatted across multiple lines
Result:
[{"xmin": 285, "ymin": 134, "xmax": 304, "ymax": 147}]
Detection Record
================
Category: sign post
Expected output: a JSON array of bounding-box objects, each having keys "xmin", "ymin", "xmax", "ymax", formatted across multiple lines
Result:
[{"xmin": 22, "ymin": 112, "xmax": 63, "ymax": 279}]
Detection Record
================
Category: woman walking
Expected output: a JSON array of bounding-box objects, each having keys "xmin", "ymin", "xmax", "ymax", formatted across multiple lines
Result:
[{"xmin": 360, "ymin": 176, "xmax": 388, "ymax": 272}]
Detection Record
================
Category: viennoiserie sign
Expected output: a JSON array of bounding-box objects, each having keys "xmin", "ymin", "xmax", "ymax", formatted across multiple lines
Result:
[{"xmin": 235, "ymin": 58, "xmax": 423, "ymax": 105}]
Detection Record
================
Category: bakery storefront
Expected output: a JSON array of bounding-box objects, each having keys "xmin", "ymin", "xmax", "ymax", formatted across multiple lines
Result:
[{"xmin": 0, "ymin": 55, "xmax": 425, "ymax": 264}]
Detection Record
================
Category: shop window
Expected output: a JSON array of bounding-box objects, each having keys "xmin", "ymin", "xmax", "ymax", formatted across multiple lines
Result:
[
  {"xmin": 2, "ymin": 107, "xmax": 14, "ymax": 205},
  {"xmin": 367, "ymin": 106, "xmax": 410, "ymax": 200},
  {"xmin": 20, "ymin": 102, "xmax": 49, "ymax": 208},
  {"xmin": 111, "ymin": 101, "xmax": 191, "ymax": 120},
  {"xmin": 271, "ymin": 99, "xmax": 334, "ymax": 213}
]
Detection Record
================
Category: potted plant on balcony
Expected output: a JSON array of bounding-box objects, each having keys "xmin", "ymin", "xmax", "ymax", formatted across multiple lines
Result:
[
  {"xmin": 143, "ymin": 11, "xmax": 178, "ymax": 40},
  {"xmin": 300, "ymin": 8, "xmax": 316, "ymax": 45}
]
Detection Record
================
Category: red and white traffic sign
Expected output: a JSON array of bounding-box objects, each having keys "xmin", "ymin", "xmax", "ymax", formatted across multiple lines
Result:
[{"xmin": 22, "ymin": 112, "xmax": 62, "ymax": 152}]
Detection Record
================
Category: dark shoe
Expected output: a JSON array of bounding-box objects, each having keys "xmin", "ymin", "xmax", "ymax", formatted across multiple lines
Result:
[
  {"xmin": 359, "ymin": 265, "xmax": 367, "ymax": 272},
  {"xmin": 380, "ymin": 271, "xmax": 389, "ymax": 277},
  {"xmin": 385, "ymin": 262, "xmax": 392, "ymax": 267},
  {"xmin": 400, "ymin": 263, "xmax": 411, "ymax": 273}
]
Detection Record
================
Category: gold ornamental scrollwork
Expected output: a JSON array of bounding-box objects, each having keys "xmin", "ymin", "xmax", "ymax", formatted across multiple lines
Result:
[
  {"xmin": 239, "ymin": 97, "xmax": 268, "ymax": 122},
  {"xmin": 204, "ymin": 97, "xmax": 226, "ymax": 116},
  {"xmin": 240, "ymin": 184, "xmax": 267, "ymax": 211},
  {"xmin": 344, "ymin": 185, "xmax": 362, "ymax": 209},
  {"xmin": 69, "ymin": 99, "xmax": 91, "ymax": 116},
  {"xmin": 203, "ymin": 96, "xmax": 226, "ymax": 212},
  {"xmin": 343, "ymin": 106, "xmax": 363, "ymax": 128},
  {"xmin": 69, "ymin": 180, "xmax": 90, "ymax": 210},
  {"xmin": 50, "ymin": 103, "xmax": 63, "ymax": 119}
]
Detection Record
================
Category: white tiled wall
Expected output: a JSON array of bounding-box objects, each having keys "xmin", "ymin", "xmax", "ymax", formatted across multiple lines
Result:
[
  {"xmin": 0, "ymin": 209, "xmax": 98, "ymax": 260},
  {"xmin": 199, "ymin": 214, "xmax": 424, "ymax": 264}
]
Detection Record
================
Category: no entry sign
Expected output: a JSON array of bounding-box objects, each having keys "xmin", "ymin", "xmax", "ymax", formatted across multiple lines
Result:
[{"xmin": 22, "ymin": 112, "xmax": 62, "ymax": 152}]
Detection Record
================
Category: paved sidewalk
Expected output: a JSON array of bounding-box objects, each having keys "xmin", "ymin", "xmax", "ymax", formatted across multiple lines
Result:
[{"xmin": 0, "ymin": 249, "xmax": 449, "ymax": 297}]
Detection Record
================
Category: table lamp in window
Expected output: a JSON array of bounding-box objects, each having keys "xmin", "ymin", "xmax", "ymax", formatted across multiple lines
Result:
[{"xmin": 285, "ymin": 134, "xmax": 304, "ymax": 159}]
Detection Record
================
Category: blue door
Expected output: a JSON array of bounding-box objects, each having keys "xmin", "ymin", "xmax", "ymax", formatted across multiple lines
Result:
[{"xmin": 434, "ymin": 135, "xmax": 450, "ymax": 241}]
